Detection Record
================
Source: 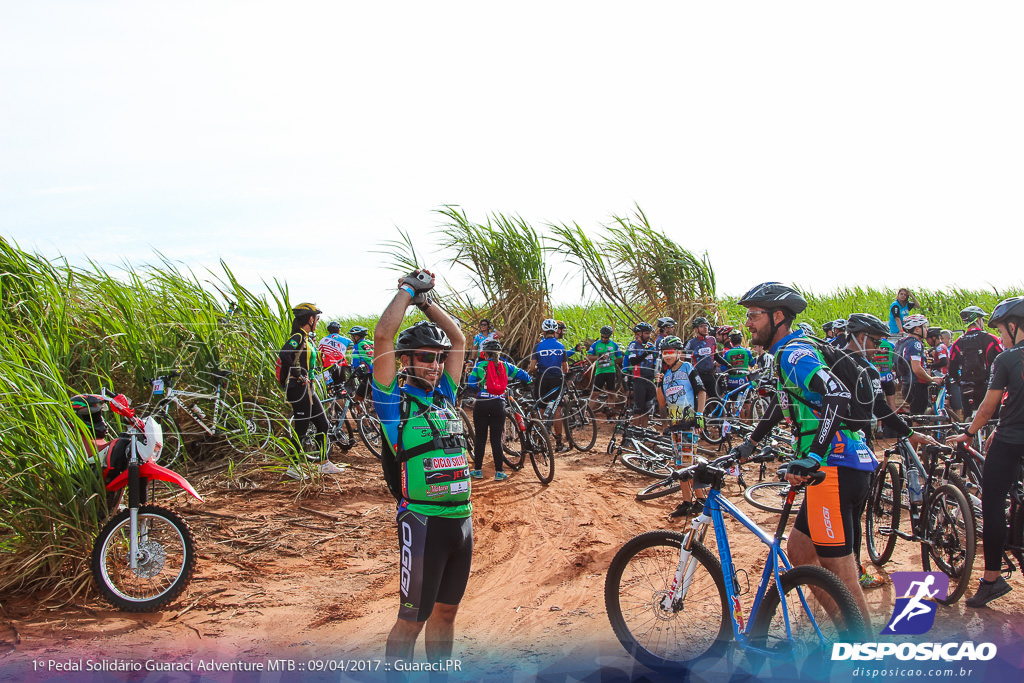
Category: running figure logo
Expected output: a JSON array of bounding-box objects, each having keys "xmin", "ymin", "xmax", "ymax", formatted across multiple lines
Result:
[{"xmin": 882, "ymin": 571, "xmax": 949, "ymax": 635}]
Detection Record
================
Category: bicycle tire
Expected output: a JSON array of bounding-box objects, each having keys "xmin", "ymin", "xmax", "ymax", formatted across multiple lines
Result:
[
  {"xmin": 743, "ymin": 481, "xmax": 804, "ymax": 514},
  {"xmin": 621, "ymin": 452, "xmax": 673, "ymax": 479},
  {"xmin": 222, "ymin": 401, "xmax": 272, "ymax": 455},
  {"xmin": 604, "ymin": 531, "xmax": 729, "ymax": 670},
  {"xmin": 459, "ymin": 407, "xmax": 476, "ymax": 461},
  {"xmin": 751, "ymin": 397, "xmax": 770, "ymax": 424},
  {"xmin": 357, "ymin": 412, "xmax": 383, "ymax": 459},
  {"xmin": 920, "ymin": 483, "xmax": 976, "ymax": 604},
  {"xmin": 152, "ymin": 412, "xmax": 184, "ymax": 468},
  {"xmin": 636, "ymin": 476, "xmax": 680, "ymax": 501},
  {"xmin": 941, "ymin": 467, "xmax": 983, "ymax": 534},
  {"xmin": 91, "ymin": 505, "xmax": 197, "ymax": 612},
  {"xmin": 567, "ymin": 403, "xmax": 598, "ymax": 451},
  {"xmin": 746, "ymin": 565, "xmax": 865, "ymax": 672},
  {"xmin": 526, "ymin": 418, "xmax": 554, "ymax": 485},
  {"xmin": 502, "ymin": 413, "xmax": 526, "ymax": 469},
  {"xmin": 606, "ymin": 428, "xmax": 620, "ymax": 456},
  {"xmin": 865, "ymin": 462, "xmax": 902, "ymax": 566},
  {"xmin": 700, "ymin": 400, "xmax": 726, "ymax": 445}
]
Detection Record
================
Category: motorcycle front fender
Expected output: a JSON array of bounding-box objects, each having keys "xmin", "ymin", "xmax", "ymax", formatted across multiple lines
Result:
[{"xmin": 104, "ymin": 462, "xmax": 204, "ymax": 502}]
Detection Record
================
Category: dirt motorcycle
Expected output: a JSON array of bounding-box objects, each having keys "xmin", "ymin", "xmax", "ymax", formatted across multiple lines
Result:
[{"xmin": 84, "ymin": 389, "xmax": 204, "ymax": 611}]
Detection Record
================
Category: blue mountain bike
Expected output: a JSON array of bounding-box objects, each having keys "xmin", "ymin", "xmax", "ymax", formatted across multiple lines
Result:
[{"xmin": 605, "ymin": 450, "xmax": 865, "ymax": 672}]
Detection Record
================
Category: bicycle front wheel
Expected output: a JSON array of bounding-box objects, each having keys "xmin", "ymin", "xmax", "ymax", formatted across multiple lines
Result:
[
  {"xmin": 567, "ymin": 404, "xmax": 598, "ymax": 451},
  {"xmin": 920, "ymin": 483, "xmax": 976, "ymax": 604},
  {"xmin": 621, "ymin": 452, "xmax": 672, "ymax": 479},
  {"xmin": 743, "ymin": 481, "xmax": 803, "ymax": 514},
  {"xmin": 222, "ymin": 401, "xmax": 272, "ymax": 454},
  {"xmin": 91, "ymin": 505, "xmax": 197, "ymax": 612},
  {"xmin": 700, "ymin": 400, "xmax": 726, "ymax": 445},
  {"xmin": 526, "ymin": 418, "xmax": 554, "ymax": 485},
  {"xmin": 865, "ymin": 462, "xmax": 902, "ymax": 566},
  {"xmin": 746, "ymin": 565, "xmax": 865, "ymax": 668},
  {"xmin": 152, "ymin": 412, "xmax": 184, "ymax": 468},
  {"xmin": 605, "ymin": 531, "xmax": 729, "ymax": 670}
]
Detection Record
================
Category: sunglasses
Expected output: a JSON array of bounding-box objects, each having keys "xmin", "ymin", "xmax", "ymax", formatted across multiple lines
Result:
[
  {"xmin": 745, "ymin": 309, "xmax": 768, "ymax": 321},
  {"xmin": 413, "ymin": 351, "xmax": 448, "ymax": 364},
  {"xmin": 868, "ymin": 336, "xmax": 884, "ymax": 345}
]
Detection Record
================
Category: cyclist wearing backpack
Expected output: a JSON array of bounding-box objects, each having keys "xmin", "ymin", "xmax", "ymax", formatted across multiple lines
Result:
[
  {"xmin": 829, "ymin": 319, "xmax": 848, "ymax": 348},
  {"xmin": 722, "ymin": 331, "xmax": 754, "ymax": 393},
  {"xmin": 947, "ymin": 297, "xmax": 1024, "ymax": 607},
  {"xmin": 278, "ymin": 303, "xmax": 339, "ymax": 474},
  {"xmin": 896, "ymin": 314, "xmax": 944, "ymax": 416},
  {"xmin": 372, "ymin": 269, "xmax": 472, "ymax": 666},
  {"xmin": 731, "ymin": 282, "xmax": 874, "ymax": 624},
  {"xmin": 888, "ymin": 287, "xmax": 918, "ymax": 334},
  {"xmin": 949, "ymin": 305, "xmax": 1003, "ymax": 420},
  {"xmin": 843, "ymin": 313, "xmax": 940, "ymax": 588},
  {"xmin": 466, "ymin": 339, "xmax": 531, "ymax": 481},
  {"xmin": 588, "ymin": 325, "xmax": 623, "ymax": 415}
]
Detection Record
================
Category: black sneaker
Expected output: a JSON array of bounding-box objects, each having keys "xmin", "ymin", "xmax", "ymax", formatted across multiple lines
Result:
[{"xmin": 965, "ymin": 577, "xmax": 1012, "ymax": 608}]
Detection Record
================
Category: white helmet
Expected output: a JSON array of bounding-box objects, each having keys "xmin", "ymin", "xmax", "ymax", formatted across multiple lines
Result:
[
  {"xmin": 902, "ymin": 314, "xmax": 929, "ymax": 332},
  {"xmin": 832, "ymin": 318, "xmax": 847, "ymax": 332},
  {"xmin": 541, "ymin": 318, "xmax": 559, "ymax": 332}
]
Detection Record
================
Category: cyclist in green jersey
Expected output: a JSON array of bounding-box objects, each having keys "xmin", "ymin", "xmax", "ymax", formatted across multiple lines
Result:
[
  {"xmin": 587, "ymin": 325, "xmax": 623, "ymax": 417},
  {"xmin": 372, "ymin": 269, "xmax": 471, "ymax": 667}
]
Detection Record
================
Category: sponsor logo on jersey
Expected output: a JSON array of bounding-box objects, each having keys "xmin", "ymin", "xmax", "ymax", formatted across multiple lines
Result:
[{"xmin": 423, "ymin": 454, "xmax": 468, "ymax": 470}]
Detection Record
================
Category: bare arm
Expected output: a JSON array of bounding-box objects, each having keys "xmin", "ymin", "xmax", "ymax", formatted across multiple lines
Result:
[{"xmin": 372, "ymin": 290, "xmax": 411, "ymax": 389}]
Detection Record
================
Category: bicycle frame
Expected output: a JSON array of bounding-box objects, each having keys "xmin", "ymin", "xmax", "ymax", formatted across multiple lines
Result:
[
  {"xmin": 670, "ymin": 483, "xmax": 827, "ymax": 655},
  {"xmin": 156, "ymin": 384, "xmax": 228, "ymax": 436}
]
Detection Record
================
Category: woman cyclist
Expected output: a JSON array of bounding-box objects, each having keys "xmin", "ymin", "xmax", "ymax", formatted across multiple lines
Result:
[
  {"xmin": 947, "ymin": 296, "xmax": 1024, "ymax": 607},
  {"xmin": 466, "ymin": 340, "xmax": 531, "ymax": 480},
  {"xmin": 277, "ymin": 303, "xmax": 343, "ymax": 476}
]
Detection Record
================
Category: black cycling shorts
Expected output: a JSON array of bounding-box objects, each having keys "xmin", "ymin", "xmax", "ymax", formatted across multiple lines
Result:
[
  {"xmin": 632, "ymin": 377, "xmax": 657, "ymax": 415},
  {"xmin": 536, "ymin": 374, "xmax": 563, "ymax": 408},
  {"xmin": 793, "ymin": 466, "xmax": 871, "ymax": 558},
  {"xmin": 904, "ymin": 382, "xmax": 930, "ymax": 415},
  {"xmin": 396, "ymin": 511, "xmax": 473, "ymax": 622},
  {"xmin": 593, "ymin": 373, "xmax": 617, "ymax": 392},
  {"xmin": 880, "ymin": 379, "xmax": 896, "ymax": 397}
]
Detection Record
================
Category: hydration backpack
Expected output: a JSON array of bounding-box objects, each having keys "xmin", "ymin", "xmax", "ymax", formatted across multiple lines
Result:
[{"xmin": 774, "ymin": 335, "xmax": 877, "ymax": 432}]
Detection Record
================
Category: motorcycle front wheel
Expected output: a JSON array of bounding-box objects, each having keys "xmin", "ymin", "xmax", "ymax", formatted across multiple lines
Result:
[{"xmin": 91, "ymin": 505, "xmax": 197, "ymax": 612}]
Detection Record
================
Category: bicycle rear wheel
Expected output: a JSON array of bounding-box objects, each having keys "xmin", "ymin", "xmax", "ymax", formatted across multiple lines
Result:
[
  {"xmin": 526, "ymin": 418, "xmax": 554, "ymax": 485},
  {"xmin": 746, "ymin": 565, "xmax": 865, "ymax": 673},
  {"xmin": 567, "ymin": 404, "xmax": 598, "ymax": 451},
  {"xmin": 502, "ymin": 413, "xmax": 526, "ymax": 469},
  {"xmin": 743, "ymin": 481, "xmax": 803, "ymax": 514},
  {"xmin": 636, "ymin": 476, "xmax": 680, "ymax": 501},
  {"xmin": 605, "ymin": 531, "xmax": 729, "ymax": 670},
  {"xmin": 222, "ymin": 401, "xmax": 272, "ymax": 455},
  {"xmin": 865, "ymin": 462, "xmax": 901, "ymax": 566},
  {"xmin": 920, "ymin": 483, "xmax": 976, "ymax": 604},
  {"xmin": 357, "ymin": 411, "xmax": 383, "ymax": 459}
]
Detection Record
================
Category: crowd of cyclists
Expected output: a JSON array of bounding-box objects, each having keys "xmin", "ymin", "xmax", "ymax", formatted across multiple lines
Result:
[{"xmin": 268, "ymin": 271, "xmax": 1024, "ymax": 665}]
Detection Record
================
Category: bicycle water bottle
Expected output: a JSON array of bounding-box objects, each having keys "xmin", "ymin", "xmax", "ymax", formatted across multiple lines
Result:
[
  {"xmin": 907, "ymin": 468, "xmax": 923, "ymax": 503},
  {"xmin": 513, "ymin": 412, "xmax": 526, "ymax": 432}
]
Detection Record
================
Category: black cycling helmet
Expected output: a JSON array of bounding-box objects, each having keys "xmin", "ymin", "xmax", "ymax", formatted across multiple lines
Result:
[
  {"xmin": 327, "ymin": 321, "xmax": 341, "ymax": 334},
  {"xmin": 349, "ymin": 325, "xmax": 369, "ymax": 337},
  {"xmin": 846, "ymin": 313, "xmax": 889, "ymax": 337},
  {"xmin": 292, "ymin": 302, "xmax": 322, "ymax": 316},
  {"xmin": 738, "ymin": 282, "xmax": 807, "ymax": 315},
  {"xmin": 960, "ymin": 306, "xmax": 987, "ymax": 324},
  {"xmin": 599, "ymin": 325, "xmax": 613, "ymax": 337},
  {"xmin": 927, "ymin": 326, "xmax": 941, "ymax": 339},
  {"xmin": 396, "ymin": 321, "xmax": 452, "ymax": 352},
  {"xmin": 557, "ymin": 320, "xmax": 567, "ymax": 330},
  {"xmin": 659, "ymin": 335, "xmax": 685, "ymax": 350},
  {"xmin": 481, "ymin": 339, "xmax": 502, "ymax": 353},
  {"xmin": 729, "ymin": 331, "xmax": 743, "ymax": 343},
  {"xmin": 632, "ymin": 322, "xmax": 654, "ymax": 333},
  {"xmin": 656, "ymin": 317, "xmax": 677, "ymax": 329},
  {"xmin": 822, "ymin": 321, "xmax": 834, "ymax": 333},
  {"xmin": 691, "ymin": 316, "xmax": 710, "ymax": 328},
  {"xmin": 988, "ymin": 297, "xmax": 1024, "ymax": 329}
]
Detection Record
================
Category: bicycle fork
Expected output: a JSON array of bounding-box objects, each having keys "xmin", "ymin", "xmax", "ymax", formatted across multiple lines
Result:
[{"xmin": 662, "ymin": 513, "xmax": 713, "ymax": 610}]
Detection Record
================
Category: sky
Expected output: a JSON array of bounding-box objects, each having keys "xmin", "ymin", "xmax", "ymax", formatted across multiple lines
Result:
[{"xmin": 2, "ymin": 2, "xmax": 1022, "ymax": 319}]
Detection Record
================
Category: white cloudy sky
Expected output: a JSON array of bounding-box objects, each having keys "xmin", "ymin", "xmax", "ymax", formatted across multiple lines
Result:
[{"xmin": 2, "ymin": 2, "xmax": 1022, "ymax": 318}]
